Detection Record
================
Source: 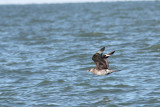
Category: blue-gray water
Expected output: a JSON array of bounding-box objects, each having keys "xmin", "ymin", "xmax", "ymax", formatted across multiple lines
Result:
[{"xmin": 0, "ymin": 1, "xmax": 160, "ymax": 107}]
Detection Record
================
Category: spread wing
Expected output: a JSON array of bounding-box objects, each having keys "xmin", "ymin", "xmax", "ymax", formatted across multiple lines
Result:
[
  {"xmin": 103, "ymin": 51, "xmax": 115, "ymax": 58},
  {"xmin": 92, "ymin": 47, "xmax": 115, "ymax": 70},
  {"xmin": 92, "ymin": 47, "xmax": 107, "ymax": 70},
  {"xmin": 103, "ymin": 51, "xmax": 115, "ymax": 69}
]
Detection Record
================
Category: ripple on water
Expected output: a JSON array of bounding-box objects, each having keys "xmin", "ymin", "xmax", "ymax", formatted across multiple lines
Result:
[{"xmin": 0, "ymin": 2, "xmax": 160, "ymax": 106}]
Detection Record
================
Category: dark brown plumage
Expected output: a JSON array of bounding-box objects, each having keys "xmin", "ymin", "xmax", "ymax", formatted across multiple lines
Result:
[{"xmin": 88, "ymin": 47, "xmax": 119, "ymax": 75}]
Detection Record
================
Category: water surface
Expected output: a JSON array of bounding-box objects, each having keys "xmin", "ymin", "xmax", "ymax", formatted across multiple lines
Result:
[{"xmin": 0, "ymin": 1, "xmax": 160, "ymax": 106}]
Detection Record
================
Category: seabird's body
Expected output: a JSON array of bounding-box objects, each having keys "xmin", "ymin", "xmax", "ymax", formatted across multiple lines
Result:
[
  {"xmin": 88, "ymin": 47, "xmax": 119, "ymax": 75},
  {"xmin": 88, "ymin": 68, "xmax": 119, "ymax": 75}
]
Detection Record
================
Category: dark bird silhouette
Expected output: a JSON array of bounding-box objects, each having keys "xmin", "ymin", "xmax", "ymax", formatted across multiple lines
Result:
[{"xmin": 88, "ymin": 47, "xmax": 119, "ymax": 75}]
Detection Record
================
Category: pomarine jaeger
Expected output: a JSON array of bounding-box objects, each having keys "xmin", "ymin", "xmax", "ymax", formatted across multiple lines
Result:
[{"xmin": 87, "ymin": 47, "xmax": 120, "ymax": 75}]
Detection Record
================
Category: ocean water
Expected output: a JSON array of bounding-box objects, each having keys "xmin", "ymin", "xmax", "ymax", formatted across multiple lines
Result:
[{"xmin": 0, "ymin": 1, "xmax": 160, "ymax": 107}]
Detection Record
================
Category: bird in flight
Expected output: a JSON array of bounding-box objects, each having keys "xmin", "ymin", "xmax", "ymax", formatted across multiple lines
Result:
[{"xmin": 87, "ymin": 47, "xmax": 120, "ymax": 75}]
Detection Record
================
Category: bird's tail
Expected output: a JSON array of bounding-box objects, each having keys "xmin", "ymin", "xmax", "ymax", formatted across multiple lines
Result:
[{"xmin": 106, "ymin": 69, "xmax": 120, "ymax": 74}]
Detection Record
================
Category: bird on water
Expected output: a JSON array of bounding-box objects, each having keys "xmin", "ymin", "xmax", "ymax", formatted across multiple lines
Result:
[{"xmin": 87, "ymin": 47, "xmax": 120, "ymax": 75}]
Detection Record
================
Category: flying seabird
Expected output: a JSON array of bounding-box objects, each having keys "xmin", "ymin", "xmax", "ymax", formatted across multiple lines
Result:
[{"xmin": 88, "ymin": 47, "xmax": 119, "ymax": 75}]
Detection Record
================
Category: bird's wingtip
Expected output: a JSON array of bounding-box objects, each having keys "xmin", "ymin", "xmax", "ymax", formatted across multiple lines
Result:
[
  {"xmin": 103, "ymin": 51, "xmax": 115, "ymax": 58},
  {"xmin": 96, "ymin": 47, "xmax": 105, "ymax": 54}
]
